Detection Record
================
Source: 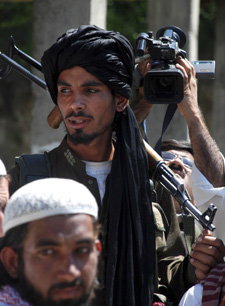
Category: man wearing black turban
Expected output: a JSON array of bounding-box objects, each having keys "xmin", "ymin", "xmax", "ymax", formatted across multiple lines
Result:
[{"xmin": 8, "ymin": 25, "xmax": 155, "ymax": 306}]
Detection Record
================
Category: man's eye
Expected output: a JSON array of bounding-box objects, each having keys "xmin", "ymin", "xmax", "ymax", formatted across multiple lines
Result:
[
  {"xmin": 39, "ymin": 249, "xmax": 54, "ymax": 256},
  {"xmin": 58, "ymin": 88, "xmax": 71, "ymax": 93},
  {"xmin": 86, "ymin": 88, "xmax": 98, "ymax": 93},
  {"xmin": 76, "ymin": 246, "xmax": 91, "ymax": 255}
]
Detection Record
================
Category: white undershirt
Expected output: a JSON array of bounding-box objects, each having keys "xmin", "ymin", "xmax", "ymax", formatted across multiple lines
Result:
[
  {"xmin": 83, "ymin": 160, "xmax": 112, "ymax": 203},
  {"xmin": 178, "ymin": 283, "xmax": 203, "ymax": 306}
]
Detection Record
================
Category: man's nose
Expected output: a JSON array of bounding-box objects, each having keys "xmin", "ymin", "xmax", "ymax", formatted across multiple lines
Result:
[
  {"xmin": 167, "ymin": 157, "xmax": 185, "ymax": 169},
  {"xmin": 70, "ymin": 92, "xmax": 86, "ymax": 111},
  {"xmin": 58, "ymin": 254, "xmax": 81, "ymax": 281}
]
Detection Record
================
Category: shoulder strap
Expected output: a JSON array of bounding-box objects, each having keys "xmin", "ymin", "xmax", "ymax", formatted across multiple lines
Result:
[
  {"xmin": 154, "ymin": 104, "xmax": 177, "ymax": 154},
  {"xmin": 15, "ymin": 152, "xmax": 52, "ymax": 187}
]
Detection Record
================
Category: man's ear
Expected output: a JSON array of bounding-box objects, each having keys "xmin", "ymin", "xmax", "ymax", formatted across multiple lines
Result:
[
  {"xmin": 115, "ymin": 94, "xmax": 129, "ymax": 113},
  {"xmin": 95, "ymin": 239, "xmax": 102, "ymax": 255},
  {"xmin": 0, "ymin": 247, "xmax": 19, "ymax": 278}
]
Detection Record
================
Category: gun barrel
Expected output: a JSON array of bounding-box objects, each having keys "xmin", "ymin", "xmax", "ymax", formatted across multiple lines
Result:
[
  {"xmin": 156, "ymin": 161, "xmax": 216, "ymax": 231},
  {"xmin": 0, "ymin": 52, "xmax": 47, "ymax": 90}
]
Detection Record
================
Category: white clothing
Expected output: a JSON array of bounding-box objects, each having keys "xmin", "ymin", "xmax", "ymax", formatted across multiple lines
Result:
[
  {"xmin": 84, "ymin": 160, "xmax": 112, "ymax": 203},
  {"xmin": 0, "ymin": 160, "xmax": 6, "ymax": 176},
  {"xmin": 191, "ymin": 162, "xmax": 225, "ymax": 242},
  {"xmin": 178, "ymin": 283, "xmax": 203, "ymax": 306}
]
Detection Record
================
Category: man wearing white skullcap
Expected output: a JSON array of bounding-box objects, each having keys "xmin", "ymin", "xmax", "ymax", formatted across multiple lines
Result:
[
  {"xmin": 0, "ymin": 178, "xmax": 101, "ymax": 306},
  {"xmin": 0, "ymin": 159, "xmax": 9, "ymax": 237}
]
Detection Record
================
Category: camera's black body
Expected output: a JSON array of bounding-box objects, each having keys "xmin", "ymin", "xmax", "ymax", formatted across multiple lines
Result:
[{"xmin": 136, "ymin": 26, "xmax": 187, "ymax": 104}]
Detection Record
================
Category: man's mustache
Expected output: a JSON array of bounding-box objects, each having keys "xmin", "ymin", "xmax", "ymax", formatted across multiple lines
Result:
[
  {"xmin": 49, "ymin": 278, "xmax": 84, "ymax": 292},
  {"xmin": 65, "ymin": 111, "xmax": 93, "ymax": 120},
  {"xmin": 169, "ymin": 164, "xmax": 185, "ymax": 178}
]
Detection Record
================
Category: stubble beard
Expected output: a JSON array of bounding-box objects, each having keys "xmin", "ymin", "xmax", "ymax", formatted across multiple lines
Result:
[
  {"xmin": 67, "ymin": 128, "xmax": 101, "ymax": 146},
  {"xmin": 65, "ymin": 121, "xmax": 114, "ymax": 147},
  {"xmin": 62, "ymin": 110, "xmax": 99, "ymax": 146},
  {"xmin": 62, "ymin": 106, "xmax": 115, "ymax": 146}
]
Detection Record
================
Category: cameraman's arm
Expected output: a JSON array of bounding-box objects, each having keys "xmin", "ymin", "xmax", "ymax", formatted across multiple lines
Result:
[
  {"xmin": 175, "ymin": 57, "xmax": 225, "ymax": 187},
  {"xmin": 130, "ymin": 61, "xmax": 153, "ymax": 125}
]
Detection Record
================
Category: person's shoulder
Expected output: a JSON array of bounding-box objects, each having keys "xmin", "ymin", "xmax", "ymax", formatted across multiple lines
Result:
[
  {"xmin": 152, "ymin": 202, "xmax": 169, "ymax": 231},
  {"xmin": 8, "ymin": 152, "xmax": 52, "ymax": 196},
  {"xmin": 152, "ymin": 202, "xmax": 169, "ymax": 253}
]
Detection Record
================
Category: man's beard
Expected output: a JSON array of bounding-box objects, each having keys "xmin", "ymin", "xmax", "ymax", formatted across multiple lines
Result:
[
  {"xmin": 67, "ymin": 128, "xmax": 101, "ymax": 146},
  {"xmin": 13, "ymin": 260, "xmax": 96, "ymax": 306},
  {"xmin": 64, "ymin": 110, "xmax": 113, "ymax": 146}
]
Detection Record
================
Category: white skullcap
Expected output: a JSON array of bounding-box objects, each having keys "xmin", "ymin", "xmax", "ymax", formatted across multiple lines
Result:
[
  {"xmin": 0, "ymin": 159, "xmax": 7, "ymax": 176},
  {"xmin": 3, "ymin": 178, "xmax": 98, "ymax": 234}
]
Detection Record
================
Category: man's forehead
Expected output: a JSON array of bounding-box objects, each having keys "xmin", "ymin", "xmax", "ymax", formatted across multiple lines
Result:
[
  {"xmin": 26, "ymin": 214, "xmax": 94, "ymax": 242},
  {"xmin": 29, "ymin": 214, "xmax": 94, "ymax": 228}
]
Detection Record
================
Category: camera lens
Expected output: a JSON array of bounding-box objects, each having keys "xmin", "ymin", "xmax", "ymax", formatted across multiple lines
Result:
[
  {"xmin": 143, "ymin": 68, "xmax": 184, "ymax": 104},
  {"xmin": 159, "ymin": 77, "xmax": 174, "ymax": 88}
]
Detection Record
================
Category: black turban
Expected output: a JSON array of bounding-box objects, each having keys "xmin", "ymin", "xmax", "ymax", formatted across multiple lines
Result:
[
  {"xmin": 42, "ymin": 25, "xmax": 155, "ymax": 306},
  {"xmin": 41, "ymin": 25, "xmax": 134, "ymax": 104}
]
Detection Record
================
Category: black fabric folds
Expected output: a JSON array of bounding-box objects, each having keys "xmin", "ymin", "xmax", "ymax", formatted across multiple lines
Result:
[
  {"xmin": 41, "ymin": 25, "xmax": 155, "ymax": 306},
  {"xmin": 41, "ymin": 25, "xmax": 134, "ymax": 104},
  {"xmin": 100, "ymin": 106, "xmax": 155, "ymax": 306}
]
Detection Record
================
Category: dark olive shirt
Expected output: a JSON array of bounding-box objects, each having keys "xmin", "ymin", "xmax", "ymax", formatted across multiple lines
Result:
[{"xmin": 9, "ymin": 136, "xmax": 102, "ymax": 206}]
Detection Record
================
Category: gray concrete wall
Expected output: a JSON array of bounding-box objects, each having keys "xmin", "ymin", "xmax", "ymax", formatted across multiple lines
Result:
[{"xmin": 31, "ymin": 0, "xmax": 107, "ymax": 153}]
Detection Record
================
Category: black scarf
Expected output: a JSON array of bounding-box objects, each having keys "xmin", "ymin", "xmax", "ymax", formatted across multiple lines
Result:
[{"xmin": 100, "ymin": 106, "xmax": 155, "ymax": 306}]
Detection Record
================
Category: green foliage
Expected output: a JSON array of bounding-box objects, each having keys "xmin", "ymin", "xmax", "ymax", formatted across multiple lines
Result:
[
  {"xmin": 0, "ymin": 2, "xmax": 33, "ymax": 64},
  {"xmin": 199, "ymin": 0, "xmax": 216, "ymax": 59},
  {"xmin": 200, "ymin": 0, "xmax": 216, "ymax": 21},
  {"xmin": 107, "ymin": 0, "xmax": 147, "ymax": 45}
]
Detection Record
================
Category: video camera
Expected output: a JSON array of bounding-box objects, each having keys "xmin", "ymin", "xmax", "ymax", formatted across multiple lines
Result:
[{"xmin": 135, "ymin": 26, "xmax": 215, "ymax": 104}]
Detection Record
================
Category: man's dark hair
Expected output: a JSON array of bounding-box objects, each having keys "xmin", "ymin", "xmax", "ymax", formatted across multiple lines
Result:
[
  {"xmin": 0, "ymin": 223, "xmax": 29, "ymax": 287},
  {"xmin": 161, "ymin": 139, "xmax": 193, "ymax": 156}
]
